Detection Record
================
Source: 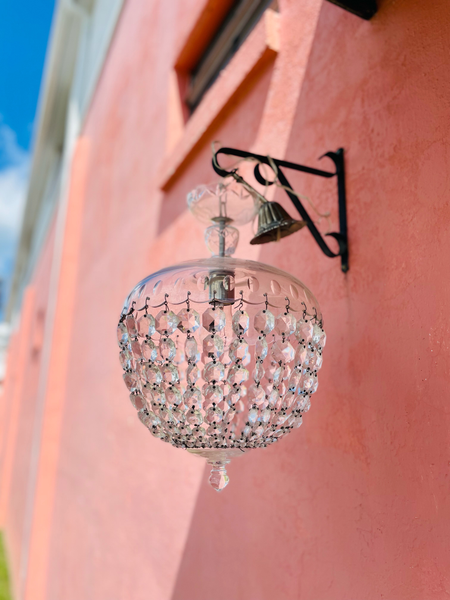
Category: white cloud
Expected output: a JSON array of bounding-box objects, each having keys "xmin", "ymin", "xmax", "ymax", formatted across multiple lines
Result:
[{"xmin": 0, "ymin": 120, "xmax": 30, "ymax": 317}]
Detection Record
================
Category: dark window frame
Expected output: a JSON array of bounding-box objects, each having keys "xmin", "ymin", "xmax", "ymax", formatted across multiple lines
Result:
[{"xmin": 186, "ymin": 0, "xmax": 278, "ymax": 112}]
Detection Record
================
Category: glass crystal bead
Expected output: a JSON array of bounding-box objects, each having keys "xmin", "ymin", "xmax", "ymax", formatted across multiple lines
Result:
[
  {"xmin": 150, "ymin": 428, "xmax": 167, "ymax": 440},
  {"xmin": 203, "ymin": 334, "xmax": 224, "ymax": 359},
  {"xmin": 261, "ymin": 408, "xmax": 271, "ymax": 424},
  {"xmin": 165, "ymin": 386, "xmax": 182, "ymax": 407},
  {"xmin": 135, "ymin": 360, "xmax": 145, "ymax": 379},
  {"xmin": 282, "ymin": 365, "xmax": 291, "ymax": 381},
  {"xmin": 117, "ymin": 322, "xmax": 128, "ymax": 346},
  {"xmin": 206, "ymin": 407, "xmax": 223, "ymax": 424},
  {"xmin": 228, "ymin": 338, "xmax": 249, "ymax": 362},
  {"xmin": 287, "ymin": 368, "xmax": 302, "ymax": 392},
  {"xmin": 275, "ymin": 313, "xmax": 297, "ymax": 336},
  {"xmin": 142, "ymin": 339, "xmax": 157, "ymax": 361},
  {"xmin": 227, "ymin": 365, "xmax": 249, "ymax": 385},
  {"xmin": 203, "ymin": 361, "xmax": 225, "ymax": 383},
  {"xmin": 286, "ymin": 414, "xmax": 296, "ymax": 428},
  {"xmin": 255, "ymin": 336, "xmax": 268, "ymax": 360},
  {"xmin": 226, "ymin": 388, "xmax": 241, "ymax": 407},
  {"xmin": 130, "ymin": 339, "xmax": 143, "ymax": 359},
  {"xmin": 232, "ymin": 310, "xmax": 249, "ymax": 336},
  {"xmin": 130, "ymin": 392, "xmax": 147, "ymax": 411},
  {"xmin": 186, "ymin": 363, "xmax": 200, "ymax": 384},
  {"xmin": 184, "ymin": 386, "xmax": 202, "ymax": 409},
  {"xmin": 177, "ymin": 308, "xmax": 200, "ymax": 333},
  {"xmin": 125, "ymin": 315, "xmax": 138, "ymax": 337},
  {"xmin": 272, "ymin": 340, "xmax": 295, "ymax": 364},
  {"xmin": 281, "ymin": 390, "xmax": 296, "ymax": 410},
  {"xmin": 145, "ymin": 364, "xmax": 163, "ymax": 385},
  {"xmin": 272, "ymin": 428, "xmax": 285, "ymax": 439},
  {"xmin": 160, "ymin": 337, "xmax": 176, "ymax": 361},
  {"xmin": 209, "ymin": 465, "xmax": 229, "ymax": 492},
  {"xmin": 296, "ymin": 394, "xmax": 311, "ymax": 412},
  {"xmin": 202, "ymin": 307, "xmax": 226, "ymax": 332},
  {"xmin": 162, "ymin": 364, "xmax": 179, "ymax": 383},
  {"xmin": 293, "ymin": 415, "xmax": 303, "ymax": 428},
  {"xmin": 138, "ymin": 408, "xmax": 158, "ymax": 428},
  {"xmin": 248, "ymin": 407, "xmax": 259, "ymax": 425},
  {"xmin": 310, "ymin": 375, "xmax": 319, "ymax": 394},
  {"xmin": 123, "ymin": 371, "xmax": 138, "ymax": 391},
  {"xmin": 172, "ymin": 403, "xmax": 187, "ymax": 421},
  {"xmin": 137, "ymin": 314, "xmax": 156, "ymax": 337},
  {"xmin": 294, "ymin": 344, "xmax": 308, "ymax": 367},
  {"xmin": 309, "ymin": 351, "xmax": 323, "ymax": 370},
  {"xmin": 254, "ymin": 309, "xmax": 275, "ymax": 334},
  {"xmin": 312, "ymin": 323, "xmax": 326, "ymax": 348},
  {"xmin": 185, "ymin": 337, "xmax": 200, "ymax": 363},
  {"xmin": 173, "ymin": 343, "xmax": 185, "ymax": 365},
  {"xmin": 225, "ymin": 407, "xmax": 236, "ymax": 424},
  {"xmin": 266, "ymin": 363, "xmax": 283, "ymax": 385},
  {"xmin": 240, "ymin": 351, "xmax": 251, "ymax": 367},
  {"xmin": 203, "ymin": 384, "xmax": 224, "ymax": 406},
  {"xmin": 159, "ymin": 406, "xmax": 176, "ymax": 424},
  {"xmin": 300, "ymin": 371, "xmax": 314, "ymax": 391},
  {"xmin": 253, "ymin": 361, "xmax": 265, "ymax": 383},
  {"xmin": 141, "ymin": 384, "xmax": 154, "ymax": 401},
  {"xmin": 187, "ymin": 409, "xmax": 203, "ymax": 427},
  {"xmin": 205, "ymin": 223, "xmax": 239, "ymax": 257},
  {"xmin": 254, "ymin": 422, "xmax": 266, "ymax": 437},
  {"xmin": 242, "ymin": 424, "xmax": 252, "ymax": 438},
  {"xmin": 152, "ymin": 386, "xmax": 165, "ymax": 405},
  {"xmin": 268, "ymin": 388, "xmax": 280, "ymax": 408},
  {"xmin": 247, "ymin": 383, "xmax": 266, "ymax": 406},
  {"xmin": 272, "ymin": 411, "xmax": 288, "ymax": 426},
  {"xmin": 155, "ymin": 310, "xmax": 179, "ymax": 335},
  {"xmin": 119, "ymin": 348, "xmax": 132, "ymax": 370},
  {"xmin": 296, "ymin": 319, "xmax": 313, "ymax": 343}
]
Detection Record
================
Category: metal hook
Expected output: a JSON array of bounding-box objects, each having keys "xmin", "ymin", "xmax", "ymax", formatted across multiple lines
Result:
[
  {"xmin": 126, "ymin": 301, "xmax": 136, "ymax": 316},
  {"xmin": 301, "ymin": 301, "xmax": 307, "ymax": 320},
  {"xmin": 238, "ymin": 290, "xmax": 244, "ymax": 311},
  {"xmin": 285, "ymin": 296, "xmax": 291, "ymax": 313}
]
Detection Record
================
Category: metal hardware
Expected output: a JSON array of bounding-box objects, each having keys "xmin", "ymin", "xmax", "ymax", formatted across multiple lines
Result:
[
  {"xmin": 250, "ymin": 201, "xmax": 306, "ymax": 245},
  {"xmin": 212, "ymin": 147, "xmax": 349, "ymax": 272}
]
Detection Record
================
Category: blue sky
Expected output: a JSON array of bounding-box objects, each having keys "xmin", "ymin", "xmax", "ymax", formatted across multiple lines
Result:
[{"xmin": 0, "ymin": 0, "xmax": 56, "ymax": 320}]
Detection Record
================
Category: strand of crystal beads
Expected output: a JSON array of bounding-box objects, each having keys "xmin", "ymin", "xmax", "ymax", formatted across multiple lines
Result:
[
  {"xmin": 247, "ymin": 302, "xmax": 275, "ymax": 447},
  {"xmin": 201, "ymin": 306, "xmax": 226, "ymax": 448},
  {"xmin": 266, "ymin": 305, "xmax": 297, "ymax": 443},
  {"xmin": 225, "ymin": 307, "xmax": 248, "ymax": 447}
]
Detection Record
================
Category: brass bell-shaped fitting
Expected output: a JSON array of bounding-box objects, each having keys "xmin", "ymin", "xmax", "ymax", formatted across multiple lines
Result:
[{"xmin": 250, "ymin": 201, "xmax": 306, "ymax": 245}]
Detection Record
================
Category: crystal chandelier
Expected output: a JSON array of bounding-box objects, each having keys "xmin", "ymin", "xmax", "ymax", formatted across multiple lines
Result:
[{"xmin": 116, "ymin": 145, "xmax": 348, "ymax": 492}]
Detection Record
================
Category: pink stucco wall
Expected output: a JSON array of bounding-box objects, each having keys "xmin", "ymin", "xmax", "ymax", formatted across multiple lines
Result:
[{"xmin": 2, "ymin": 0, "xmax": 450, "ymax": 598}]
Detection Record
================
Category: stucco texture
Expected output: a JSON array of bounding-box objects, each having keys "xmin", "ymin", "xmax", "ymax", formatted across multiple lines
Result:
[{"xmin": 2, "ymin": 0, "xmax": 450, "ymax": 598}]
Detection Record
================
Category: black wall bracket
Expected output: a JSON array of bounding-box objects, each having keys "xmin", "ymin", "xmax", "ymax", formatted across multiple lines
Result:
[{"xmin": 212, "ymin": 147, "xmax": 349, "ymax": 273}]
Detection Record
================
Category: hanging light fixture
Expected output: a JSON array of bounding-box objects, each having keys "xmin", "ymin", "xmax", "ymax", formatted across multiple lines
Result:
[{"xmin": 116, "ymin": 147, "xmax": 347, "ymax": 492}]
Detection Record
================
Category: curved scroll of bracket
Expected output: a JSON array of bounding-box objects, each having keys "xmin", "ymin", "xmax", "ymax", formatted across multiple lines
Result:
[{"xmin": 212, "ymin": 147, "xmax": 349, "ymax": 272}]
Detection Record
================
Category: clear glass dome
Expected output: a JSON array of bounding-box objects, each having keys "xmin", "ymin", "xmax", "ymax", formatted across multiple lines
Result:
[{"xmin": 117, "ymin": 256, "xmax": 326, "ymax": 491}]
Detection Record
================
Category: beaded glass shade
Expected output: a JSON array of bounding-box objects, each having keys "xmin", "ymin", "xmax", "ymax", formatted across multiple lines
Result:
[{"xmin": 117, "ymin": 184, "xmax": 326, "ymax": 491}]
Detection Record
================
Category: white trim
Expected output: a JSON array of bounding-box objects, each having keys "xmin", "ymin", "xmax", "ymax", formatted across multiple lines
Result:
[{"xmin": 7, "ymin": 0, "xmax": 125, "ymax": 322}]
